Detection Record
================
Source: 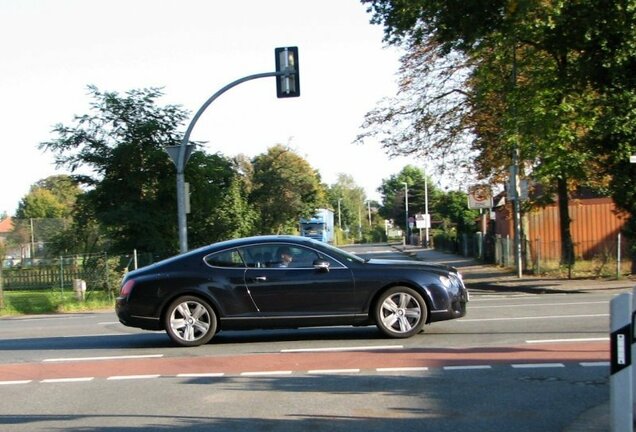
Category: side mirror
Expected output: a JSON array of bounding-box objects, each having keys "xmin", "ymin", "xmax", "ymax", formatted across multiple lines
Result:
[{"xmin": 313, "ymin": 259, "xmax": 330, "ymax": 272}]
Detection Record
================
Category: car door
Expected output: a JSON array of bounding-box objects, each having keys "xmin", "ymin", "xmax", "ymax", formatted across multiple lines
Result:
[{"xmin": 241, "ymin": 243, "xmax": 356, "ymax": 315}]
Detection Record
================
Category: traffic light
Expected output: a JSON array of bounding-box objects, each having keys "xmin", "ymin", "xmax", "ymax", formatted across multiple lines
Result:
[{"xmin": 275, "ymin": 47, "xmax": 300, "ymax": 98}]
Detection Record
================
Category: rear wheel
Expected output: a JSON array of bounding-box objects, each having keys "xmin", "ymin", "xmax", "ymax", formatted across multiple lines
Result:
[
  {"xmin": 164, "ymin": 296, "xmax": 217, "ymax": 347},
  {"xmin": 374, "ymin": 287, "xmax": 427, "ymax": 338}
]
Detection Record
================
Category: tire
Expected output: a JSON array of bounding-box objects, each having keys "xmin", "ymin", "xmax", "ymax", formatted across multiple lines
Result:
[
  {"xmin": 163, "ymin": 296, "xmax": 217, "ymax": 347},
  {"xmin": 374, "ymin": 286, "xmax": 427, "ymax": 338}
]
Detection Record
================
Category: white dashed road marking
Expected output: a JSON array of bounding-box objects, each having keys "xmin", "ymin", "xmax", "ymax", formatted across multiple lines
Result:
[{"xmin": 0, "ymin": 361, "xmax": 607, "ymax": 386}]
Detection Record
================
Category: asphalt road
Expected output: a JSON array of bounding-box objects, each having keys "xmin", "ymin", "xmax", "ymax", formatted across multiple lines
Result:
[{"xmin": 0, "ymin": 245, "xmax": 621, "ymax": 431}]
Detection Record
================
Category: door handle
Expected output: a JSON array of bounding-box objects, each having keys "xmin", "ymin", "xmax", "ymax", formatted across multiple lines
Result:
[{"xmin": 254, "ymin": 276, "xmax": 267, "ymax": 282}]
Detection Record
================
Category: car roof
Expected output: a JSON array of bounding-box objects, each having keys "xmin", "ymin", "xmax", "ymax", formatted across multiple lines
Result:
[{"xmin": 186, "ymin": 235, "xmax": 321, "ymax": 256}]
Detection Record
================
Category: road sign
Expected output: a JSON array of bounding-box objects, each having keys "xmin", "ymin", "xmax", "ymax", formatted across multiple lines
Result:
[
  {"xmin": 415, "ymin": 213, "xmax": 430, "ymax": 229},
  {"xmin": 468, "ymin": 184, "xmax": 493, "ymax": 209}
]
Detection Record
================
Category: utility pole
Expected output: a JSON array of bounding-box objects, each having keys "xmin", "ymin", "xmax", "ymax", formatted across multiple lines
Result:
[
  {"xmin": 424, "ymin": 177, "xmax": 430, "ymax": 248},
  {"xmin": 511, "ymin": 43, "xmax": 523, "ymax": 278},
  {"xmin": 402, "ymin": 182, "xmax": 409, "ymax": 245}
]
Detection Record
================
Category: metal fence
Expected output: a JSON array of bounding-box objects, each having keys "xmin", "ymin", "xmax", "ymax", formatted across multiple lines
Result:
[
  {"xmin": 436, "ymin": 233, "xmax": 632, "ymax": 277},
  {"xmin": 0, "ymin": 250, "xmax": 155, "ymax": 293}
]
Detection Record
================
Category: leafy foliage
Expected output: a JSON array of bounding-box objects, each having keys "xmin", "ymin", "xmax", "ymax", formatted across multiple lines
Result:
[
  {"xmin": 15, "ymin": 175, "xmax": 81, "ymax": 219},
  {"xmin": 39, "ymin": 86, "xmax": 255, "ymax": 255},
  {"xmin": 362, "ymin": 0, "xmax": 636, "ymax": 265},
  {"xmin": 250, "ymin": 144, "xmax": 326, "ymax": 234}
]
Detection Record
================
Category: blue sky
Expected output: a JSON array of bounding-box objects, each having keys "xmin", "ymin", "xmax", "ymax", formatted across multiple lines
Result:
[{"xmin": 0, "ymin": 0, "xmax": 417, "ymax": 215}]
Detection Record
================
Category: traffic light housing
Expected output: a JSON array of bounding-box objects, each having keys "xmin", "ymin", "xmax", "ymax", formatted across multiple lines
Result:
[{"xmin": 275, "ymin": 47, "xmax": 300, "ymax": 98}]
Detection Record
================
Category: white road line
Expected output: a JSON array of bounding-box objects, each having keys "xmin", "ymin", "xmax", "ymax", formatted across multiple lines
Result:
[
  {"xmin": 459, "ymin": 314, "xmax": 608, "ymax": 322},
  {"xmin": 470, "ymin": 301, "xmax": 608, "ymax": 309},
  {"xmin": 281, "ymin": 345, "xmax": 403, "ymax": 353},
  {"xmin": 106, "ymin": 374, "xmax": 161, "ymax": 380},
  {"xmin": 240, "ymin": 371, "xmax": 293, "ymax": 377},
  {"xmin": 0, "ymin": 360, "xmax": 608, "ymax": 386},
  {"xmin": 468, "ymin": 295, "xmax": 550, "ymax": 301},
  {"xmin": 581, "ymin": 362, "xmax": 610, "ymax": 367},
  {"xmin": 375, "ymin": 367, "xmax": 429, "ymax": 373},
  {"xmin": 43, "ymin": 354, "xmax": 164, "ymax": 362},
  {"xmin": 177, "ymin": 373, "xmax": 225, "ymax": 378},
  {"xmin": 512, "ymin": 363, "xmax": 565, "ymax": 369},
  {"xmin": 42, "ymin": 377, "xmax": 94, "ymax": 383},
  {"xmin": 61, "ymin": 333, "xmax": 129, "ymax": 338},
  {"xmin": 0, "ymin": 380, "xmax": 32, "ymax": 385},
  {"xmin": 444, "ymin": 365, "xmax": 492, "ymax": 371},
  {"xmin": 526, "ymin": 337, "xmax": 609, "ymax": 344}
]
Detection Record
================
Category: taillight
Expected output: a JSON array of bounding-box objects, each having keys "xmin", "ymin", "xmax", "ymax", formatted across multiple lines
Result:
[{"xmin": 120, "ymin": 280, "xmax": 135, "ymax": 297}]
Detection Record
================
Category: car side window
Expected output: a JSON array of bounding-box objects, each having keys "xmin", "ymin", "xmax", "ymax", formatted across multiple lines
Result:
[
  {"xmin": 283, "ymin": 246, "xmax": 319, "ymax": 268},
  {"xmin": 237, "ymin": 244, "xmax": 347, "ymax": 269},
  {"xmin": 238, "ymin": 244, "xmax": 320, "ymax": 269},
  {"xmin": 204, "ymin": 248, "xmax": 245, "ymax": 268},
  {"xmin": 238, "ymin": 246, "xmax": 270, "ymax": 268}
]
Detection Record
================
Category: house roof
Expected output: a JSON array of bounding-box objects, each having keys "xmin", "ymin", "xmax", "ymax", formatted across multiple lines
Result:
[{"xmin": 0, "ymin": 217, "xmax": 14, "ymax": 234}]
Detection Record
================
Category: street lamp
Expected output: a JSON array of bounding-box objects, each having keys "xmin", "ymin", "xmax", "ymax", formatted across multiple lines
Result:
[
  {"xmin": 169, "ymin": 47, "xmax": 299, "ymax": 253},
  {"xmin": 401, "ymin": 182, "xmax": 409, "ymax": 245}
]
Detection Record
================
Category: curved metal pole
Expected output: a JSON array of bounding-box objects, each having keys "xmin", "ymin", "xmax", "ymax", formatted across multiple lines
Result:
[{"xmin": 176, "ymin": 71, "xmax": 283, "ymax": 253}]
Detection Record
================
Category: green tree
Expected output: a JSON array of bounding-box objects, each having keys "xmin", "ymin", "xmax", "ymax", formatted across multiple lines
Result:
[
  {"xmin": 39, "ymin": 86, "xmax": 250, "ymax": 255},
  {"xmin": 45, "ymin": 193, "xmax": 105, "ymax": 257},
  {"xmin": 378, "ymin": 165, "xmax": 477, "ymax": 240},
  {"xmin": 16, "ymin": 188, "xmax": 65, "ymax": 219},
  {"xmin": 15, "ymin": 175, "xmax": 81, "ymax": 219},
  {"xmin": 436, "ymin": 190, "xmax": 478, "ymax": 234},
  {"xmin": 378, "ymin": 165, "xmax": 442, "ymax": 226},
  {"xmin": 12, "ymin": 175, "xmax": 81, "ymax": 254},
  {"xmin": 361, "ymin": 0, "xmax": 624, "ymax": 266},
  {"xmin": 40, "ymin": 86, "xmax": 186, "ymax": 254},
  {"xmin": 326, "ymin": 174, "xmax": 366, "ymax": 240},
  {"xmin": 250, "ymin": 145, "xmax": 325, "ymax": 234},
  {"xmin": 186, "ymin": 153, "xmax": 256, "ymax": 248}
]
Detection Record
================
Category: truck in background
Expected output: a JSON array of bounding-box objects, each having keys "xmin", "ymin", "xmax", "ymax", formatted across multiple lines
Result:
[{"xmin": 299, "ymin": 208, "xmax": 334, "ymax": 243}]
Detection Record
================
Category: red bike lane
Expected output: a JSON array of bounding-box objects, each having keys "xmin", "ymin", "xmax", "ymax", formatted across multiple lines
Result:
[{"xmin": 0, "ymin": 341, "xmax": 609, "ymax": 382}]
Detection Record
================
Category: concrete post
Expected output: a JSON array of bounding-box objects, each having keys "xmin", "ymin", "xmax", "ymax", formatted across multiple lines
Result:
[{"xmin": 610, "ymin": 292, "xmax": 633, "ymax": 431}]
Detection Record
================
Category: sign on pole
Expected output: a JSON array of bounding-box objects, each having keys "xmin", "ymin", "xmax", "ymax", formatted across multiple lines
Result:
[
  {"xmin": 467, "ymin": 184, "xmax": 493, "ymax": 209},
  {"xmin": 415, "ymin": 214, "xmax": 430, "ymax": 229}
]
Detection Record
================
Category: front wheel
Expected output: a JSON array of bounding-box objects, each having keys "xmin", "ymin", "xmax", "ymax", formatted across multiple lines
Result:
[
  {"xmin": 163, "ymin": 296, "xmax": 217, "ymax": 347},
  {"xmin": 374, "ymin": 287, "xmax": 427, "ymax": 338}
]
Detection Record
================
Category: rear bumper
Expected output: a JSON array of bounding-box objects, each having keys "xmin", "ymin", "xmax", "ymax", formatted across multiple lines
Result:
[{"xmin": 115, "ymin": 297, "xmax": 162, "ymax": 331}]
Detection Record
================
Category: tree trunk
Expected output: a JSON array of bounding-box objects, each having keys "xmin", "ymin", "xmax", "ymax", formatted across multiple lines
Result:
[{"xmin": 557, "ymin": 175, "xmax": 574, "ymax": 272}]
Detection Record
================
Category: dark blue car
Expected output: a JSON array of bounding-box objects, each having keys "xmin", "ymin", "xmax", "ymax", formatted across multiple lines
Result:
[{"xmin": 116, "ymin": 235, "xmax": 468, "ymax": 347}]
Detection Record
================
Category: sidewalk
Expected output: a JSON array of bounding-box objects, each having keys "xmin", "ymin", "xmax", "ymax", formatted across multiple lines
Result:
[
  {"xmin": 400, "ymin": 245, "xmax": 635, "ymax": 431},
  {"xmin": 401, "ymin": 245, "xmax": 635, "ymax": 294}
]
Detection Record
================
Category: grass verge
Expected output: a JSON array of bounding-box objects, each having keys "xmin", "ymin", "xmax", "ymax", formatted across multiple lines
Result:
[{"xmin": 0, "ymin": 290, "xmax": 114, "ymax": 316}]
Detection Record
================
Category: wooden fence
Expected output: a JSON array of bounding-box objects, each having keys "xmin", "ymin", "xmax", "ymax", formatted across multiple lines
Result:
[{"xmin": 2, "ymin": 267, "xmax": 86, "ymax": 290}]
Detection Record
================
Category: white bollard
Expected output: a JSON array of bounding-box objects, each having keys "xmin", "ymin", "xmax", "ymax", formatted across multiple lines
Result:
[
  {"xmin": 633, "ymin": 288, "xmax": 636, "ymax": 417},
  {"xmin": 72, "ymin": 279, "xmax": 87, "ymax": 302},
  {"xmin": 610, "ymin": 292, "xmax": 633, "ymax": 431}
]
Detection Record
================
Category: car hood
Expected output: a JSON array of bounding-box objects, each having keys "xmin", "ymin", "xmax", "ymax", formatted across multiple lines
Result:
[{"xmin": 364, "ymin": 258, "xmax": 458, "ymax": 274}]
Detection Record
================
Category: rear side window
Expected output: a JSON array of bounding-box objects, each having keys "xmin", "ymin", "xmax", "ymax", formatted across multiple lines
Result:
[{"xmin": 204, "ymin": 249, "xmax": 245, "ymax": 268}]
